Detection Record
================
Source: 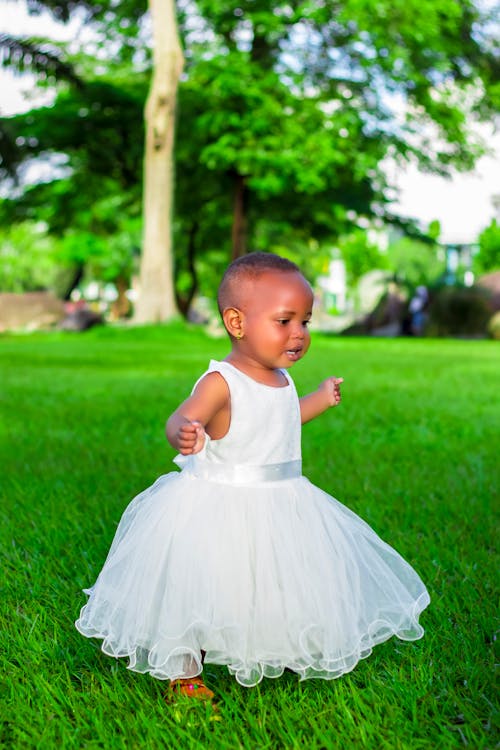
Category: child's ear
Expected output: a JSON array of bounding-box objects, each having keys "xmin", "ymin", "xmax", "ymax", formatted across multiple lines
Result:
[{"xmin": 223, "ymin": 307, "xmax": 244, "ymax": 339}]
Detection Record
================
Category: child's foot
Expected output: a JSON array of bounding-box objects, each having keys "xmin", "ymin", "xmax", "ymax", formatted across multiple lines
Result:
[{"xmin": 167, "ymin": 677, "xmax": 215, "ymax": 701}]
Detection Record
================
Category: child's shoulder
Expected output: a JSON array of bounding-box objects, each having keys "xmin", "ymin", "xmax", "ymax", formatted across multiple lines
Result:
[{"xmin": 192, "ymin": 365, "xmax": 230, "ymax": 401}]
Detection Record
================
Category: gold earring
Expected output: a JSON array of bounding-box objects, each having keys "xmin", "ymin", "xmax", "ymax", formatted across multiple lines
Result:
[{"xmin": 236, "ymin": 331, "xmax": 243, "ymax": 340}]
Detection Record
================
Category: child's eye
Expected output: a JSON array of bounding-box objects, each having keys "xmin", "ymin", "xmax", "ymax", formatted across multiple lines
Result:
[
  {"xmin": 277, "ymin": 319, "xmax": 290, "ymax": 325},
  {"xmin": 302, "ymin": 320, "xmax": 311, "ymax": 326}
]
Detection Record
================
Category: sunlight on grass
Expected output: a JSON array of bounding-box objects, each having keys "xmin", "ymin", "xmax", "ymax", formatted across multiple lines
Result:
[{"xmin": 1, "ymin": 324, "xmax": 498, "ymax": 748}]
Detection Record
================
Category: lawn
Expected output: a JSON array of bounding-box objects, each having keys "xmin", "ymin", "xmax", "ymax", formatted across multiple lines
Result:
[{"xmin": 1, "ymin": 324, "xmax": 498, "ymax": 749}]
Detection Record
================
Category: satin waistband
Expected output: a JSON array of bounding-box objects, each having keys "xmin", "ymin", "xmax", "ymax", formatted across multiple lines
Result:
[{"xmin": 174, "ymin": 455, "xmax": 302, "ymax": 484}]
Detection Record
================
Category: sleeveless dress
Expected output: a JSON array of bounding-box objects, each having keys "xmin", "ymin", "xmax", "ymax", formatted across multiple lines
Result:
[{"xmin": 76, "ymin": 360, "xmax": 430, "ymax": 687}]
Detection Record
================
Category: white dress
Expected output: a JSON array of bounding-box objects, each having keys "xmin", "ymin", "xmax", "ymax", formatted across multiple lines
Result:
[{"xmin": 76, "ymin": 360, "xmax": 430, "ymax": 687}]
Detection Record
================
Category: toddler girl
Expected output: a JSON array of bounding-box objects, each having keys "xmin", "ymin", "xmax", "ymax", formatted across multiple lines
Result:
[{"xmin": 76, "ymin": 253, "xmax": 429, "ymax": 700}]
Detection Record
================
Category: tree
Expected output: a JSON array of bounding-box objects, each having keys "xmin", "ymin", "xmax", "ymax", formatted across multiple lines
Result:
[
  {"xmin": 386, "ymin": 236, "xmax": 446, "ymax": 289},
  {"xmin": 176, "ymin": 0, "xmax": 499, "ymax": 255},
  {"xmin": 1, "ymin": 0, "xmax": 499, "ymax": 318},
  {"xmin": 474, "ymin": 219, "xmax": 500, "ymax": 274},
  {"xmin": 338, "ymin": 230, "xmax": 387, "ymax": 286},
  {"xmin": 0, "ymin": 77, "xmax": 145, "ymax": 299},
  {"xmin": 0, "ymin": 0, "xmax": 182, "ymax": 322},
  {"xmin": 0, "ymin": 29, "xmax": 82, "ymax": 175},
  {"xmin": 133, "ymin": 0, "xmax": 183, "ymax": 322},
  {"xmin": 0, "ymin": 221, "xmax": 59, "ymax": 292},
  {"xmin": 1, "ymin": 0, "xmax": 183, "ymax": 322}
]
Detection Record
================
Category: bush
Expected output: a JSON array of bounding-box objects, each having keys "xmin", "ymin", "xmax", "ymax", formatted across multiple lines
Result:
[
  {"xmin": 427, "ymin": 285, "xmax": 492, "ymax": 337},
  {"xmin": 475, "ymin": 219, "xmax": 500, "ymax": 274},
  {"xmin": 487, "ymin": 310, "xmax": 500, "ymax": 340}
]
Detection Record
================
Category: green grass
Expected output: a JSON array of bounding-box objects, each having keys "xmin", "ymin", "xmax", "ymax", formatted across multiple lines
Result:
[{"xmin": 1, "ymin": 324, "xmax": 498, "ymax": 749}]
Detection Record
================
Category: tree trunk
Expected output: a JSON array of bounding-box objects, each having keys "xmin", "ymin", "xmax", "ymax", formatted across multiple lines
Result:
[
  {"xmin": 134, "ymin": 0, "xmax": 184, "ymax": 323},
  {"xmin": 231, "ymin": 173, "xmax": 248, "ymax": 260},
  {"xmin": 109, "ymin": 275, "xmax": 131, "ymax": 320},
  {"xmin": 175, "ymin": 220, "xmax": 199, "ymax": 317},
  {"xmin": 62, "ymin": 263, "xmax": 85, "ymax": 301}
]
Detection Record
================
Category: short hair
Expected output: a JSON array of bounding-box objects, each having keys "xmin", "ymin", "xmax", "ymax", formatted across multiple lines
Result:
[{"xmin": 217, "ymin": 252, "xmax": 300, "ymax": 314}]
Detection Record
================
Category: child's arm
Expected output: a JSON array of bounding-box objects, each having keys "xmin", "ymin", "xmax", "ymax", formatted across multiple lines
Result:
[
  {"xmin": 166, "ymin": 372, "xmax": 229, "ymax": 455},
  {"xmin": 300, "ymin": 377, "xmax": 343, "ymax": 424}
]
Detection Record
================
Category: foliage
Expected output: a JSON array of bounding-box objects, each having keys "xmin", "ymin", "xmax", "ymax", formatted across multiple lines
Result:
[
  {"xmin": 55, "ymin": 197, "xmax": 142, "ymax": 281},
  {"xmin": 0, "ymin": 78, "xmax": 145, "ymax": 185},
  {"xmin": 0, "ymin": 33, "xmax": 80, "ymax": 83},
  {"xmin": 337, "ymin": 230, "xmax": 387, "ymax": 285},
  {"xmin": 474, "ymin": 219, "xmax": 500, "ymax": 274},
  {"xmin": 0, "ymin": 328, "xmax": 498, "ymax": 748},
  {"xmin": 174, "ymin": 47, "xmax": 388, "ymax": 271},
  {"xmin": 1, "ymin": 0, "xmax": 499, "ymax": 309},
  {"xmin": 427, "ymin": 285, "xmax": 492, "ymax": 336},
  {"xmin": 181, "ymin": 53, "xmax": 385, "ymax": 205},
  {"xmin": 386, "ymin": 236, "xmax": 446, "ymax": 289},
  {"xmin": 182, "ymin": 0, "xmax": 499, "ymax": 163},
  {"xmin": 0, "ymin": 31, "xmax": 82, "ymax": 175},
  {"xmin": 427, "ymin": 220, "xmax": 442, "ymax": 242},
  {"xmin": 173, "ymin": 0, "xmax": 499, "ymax": 266},
  {"xmin": 487, "ymin": 310, "xmax": 500, "ymax": 340},
  {"xmin": 0, "ymin": 221, "xmax": 59, "ymax": 292},
  {"xmin": 0, "ymin": 77, "xmax": 145, "ymax": 295}
]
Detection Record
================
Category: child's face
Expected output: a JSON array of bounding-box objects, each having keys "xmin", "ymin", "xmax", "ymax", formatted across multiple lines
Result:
[{"xmin": 237, "ymin": 271, "xmax": 314, "ymax": 370}]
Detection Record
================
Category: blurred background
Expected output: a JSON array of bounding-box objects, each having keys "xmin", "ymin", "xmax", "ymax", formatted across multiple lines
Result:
[{"xmin": 1, "ymin": 0, "xmax": 499, "ymax": 338}]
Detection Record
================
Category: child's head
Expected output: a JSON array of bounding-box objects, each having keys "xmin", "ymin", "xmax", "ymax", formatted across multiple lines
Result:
[
  {"xmin": 218, "ymin": 252, "xmax": 314, "ymax": 369},
  {"xmin": 217, "ymin": 253, "xmax": 301, "ymax": 315}
]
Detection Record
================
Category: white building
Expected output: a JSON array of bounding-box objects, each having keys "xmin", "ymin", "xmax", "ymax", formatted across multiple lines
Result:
[{"xmin": 316, "ymin": 258, "xmax": 347, "ymax": 313}]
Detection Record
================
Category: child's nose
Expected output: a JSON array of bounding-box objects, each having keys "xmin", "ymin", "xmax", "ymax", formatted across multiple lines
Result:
[{"xmin": 291, "ymin": 323, "xmax": 305, "ymax": 338}]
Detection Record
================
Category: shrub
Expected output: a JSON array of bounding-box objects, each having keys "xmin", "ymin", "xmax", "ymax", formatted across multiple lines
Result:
[
  {"xmin": 427, "ymin": 285, "xmax": 492, "ymax": 337},
  {"xmin": 487, "ymin": 310, "xmax": 500, "ymax": 340}
]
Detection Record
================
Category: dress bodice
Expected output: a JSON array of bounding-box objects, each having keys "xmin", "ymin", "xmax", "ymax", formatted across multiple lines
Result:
[{"xmin": 176, "ymin": 360, "xmax": 302, "ymax": 479}]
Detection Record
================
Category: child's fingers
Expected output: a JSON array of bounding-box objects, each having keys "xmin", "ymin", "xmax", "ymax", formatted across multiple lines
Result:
[
  {"xmin": 178, "ymin": 423, "xmax": 199, "ymax": 445},
  {"xmin": 179, "ymin": 422, "xmax": 198, "ymax": 434},
  {"xmin": 328, "ymin": 377, "xmax": 343, "ymax": 406},
  {"xmin": 179, "ymin": 422, "xmax": 201, "ymax": 439},
  {"xmin": 178, "ymin": 435, "xmax": 196, "ymax": 446},
  {"xmin": 177, "ymin": 420, "xmax": 205, "ymax": 454}
]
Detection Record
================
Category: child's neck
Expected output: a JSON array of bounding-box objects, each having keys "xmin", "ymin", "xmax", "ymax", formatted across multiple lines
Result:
[{"xmin": 224, "ymin": 353, "xmax": 288, "ymax": 387}]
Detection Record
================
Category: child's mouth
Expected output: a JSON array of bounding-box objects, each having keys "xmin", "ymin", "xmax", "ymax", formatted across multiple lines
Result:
[{"xmin": 285, "ymin": 348, "xmax": 302, "ymax": 360}]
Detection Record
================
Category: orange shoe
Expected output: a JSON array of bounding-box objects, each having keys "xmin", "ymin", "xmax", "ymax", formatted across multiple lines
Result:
[{"xmin": 167, "ymin": 676, "xmax": 215, "ymax": 701}]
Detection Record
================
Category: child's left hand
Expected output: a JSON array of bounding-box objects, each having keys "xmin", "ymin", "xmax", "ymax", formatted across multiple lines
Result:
[{"xmin": 318, "ymin": 377, "xmax": 343, "ymax": 407}]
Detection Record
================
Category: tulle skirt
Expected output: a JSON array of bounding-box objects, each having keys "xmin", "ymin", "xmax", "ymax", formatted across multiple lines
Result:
[{"xmin": 75, "ymin": 471, "xmax": 430, "ymax": 687}]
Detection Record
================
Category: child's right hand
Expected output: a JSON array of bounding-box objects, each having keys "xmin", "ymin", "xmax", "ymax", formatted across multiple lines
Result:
[{"xmin": 177, "ymin": 420, "xmax": 206, "ymax": 455}]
